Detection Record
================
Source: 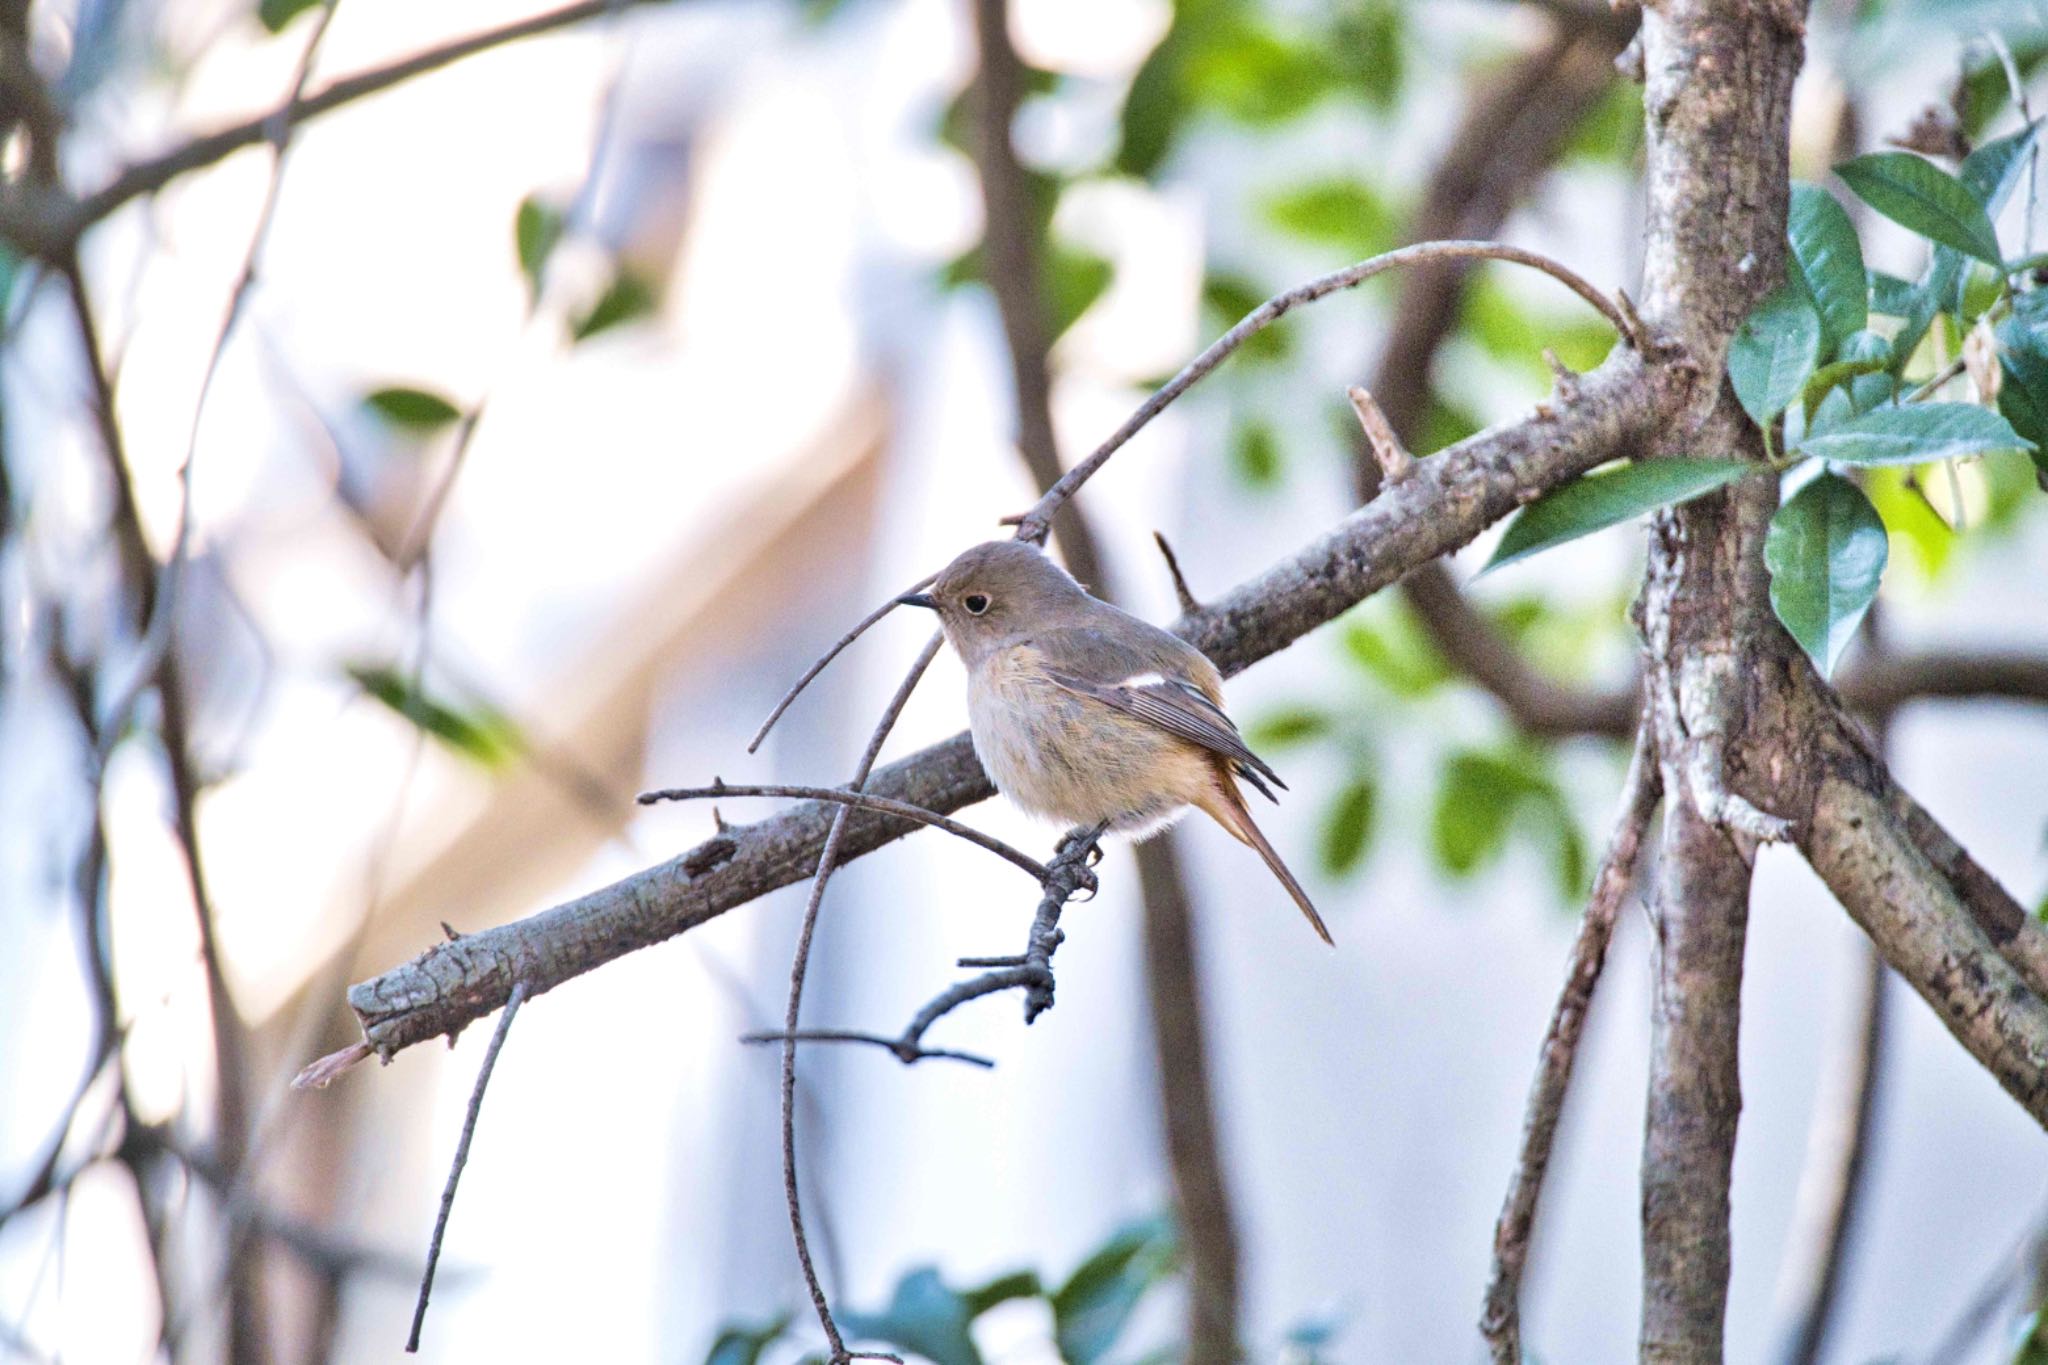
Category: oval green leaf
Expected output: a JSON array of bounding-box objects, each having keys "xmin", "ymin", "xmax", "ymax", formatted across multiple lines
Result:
[
  {"xmin": 1482, "ymin": 459, "xmax": 1754, "ymax": 574},
  {"xmin": 1960, "ymin": 120, "xmax": 2040, "ymax": 215},
  {"xmin": 1788, "ymin": 184, "xmax": 1868, "ymax": 350},
  {"xmin": 1728, "ymin": 281, "xmax": 1821, "ymax": 423},
  {"xmin": 1764, "ymin": 472, "xmax": 1887, "ymax": 676},
  {"xmin": 363, "ymin": 385, "xmax": 463, "ymax": 432},
  {"xmin": 1835, "ymin": 151, "xmax": 2005, "ymax": 267},
  {"xmin": 1791, "ymin": 402, "xmax": 2035, "ymax": 465},
  {"xmin": 1318, "ymin": 777, "xmax": 1376, "ymax": 877}
]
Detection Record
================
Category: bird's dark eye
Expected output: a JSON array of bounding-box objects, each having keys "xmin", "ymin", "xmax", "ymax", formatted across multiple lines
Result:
[{"xmin": 963, "ymin": 594, "xmax": 990, "ymax": 615}]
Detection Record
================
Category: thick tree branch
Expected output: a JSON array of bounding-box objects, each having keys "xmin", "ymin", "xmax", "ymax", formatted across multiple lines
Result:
[{"xmin": 325, "ymin": 344, "xmax": 1685, "ymax": 1066}]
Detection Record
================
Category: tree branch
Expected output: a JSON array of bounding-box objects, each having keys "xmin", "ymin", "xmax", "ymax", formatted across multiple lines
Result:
[
  {"xmin": 1482, "ymin": 717, "xmax": 1659, "ymax": 1362},
  {"xmin": 320, "ymin": 337, "xmax": 1684, "ymax": 1067},
  {"xmin": 0, "ymin": 0, "xmax": 670, "ymax": 256}
]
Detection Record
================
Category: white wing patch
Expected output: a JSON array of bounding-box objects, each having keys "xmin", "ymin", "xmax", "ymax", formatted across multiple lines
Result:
[{"xmin": 1117, "ymin": 672, "xmax": 1168, "ymax": 689}]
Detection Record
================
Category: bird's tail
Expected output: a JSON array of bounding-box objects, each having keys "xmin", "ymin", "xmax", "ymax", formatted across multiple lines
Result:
[{"xmin": 1196, "ymin": 767, "xmax": 1334, "ymax": 946}]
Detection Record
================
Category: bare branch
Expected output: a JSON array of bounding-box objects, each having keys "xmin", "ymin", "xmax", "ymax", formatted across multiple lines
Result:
[
  {"xmin": 637, "ymin": 782, "xmax": 1048, "ymax": 881},
  {"xmin": 408, "ymin": 979, "xmax": 528, "ymax": 1352},
  {"xmin": 1008, "ymin": 240, "xmax": 1647, "ymax": 544},
  {"xmin": 779, "ymin": 634, "xmax": 943, "ymax": 1360},
  {"xmin": 745, "ymin": 573, "xmax": 936, "ymax": 753},
  {"xmin": 1347, "ymin": 386, "xmax": 1414, "ymax": 482},
  {"xmin": 0, "ymin": 0, "xmax": 670, "ymax": 255},
  {"xmin": 1838, "ymin": 650, "xmax": 2048, "ymax": 714},
  {"xmin": 1153, "ymin": 531, "xmax": 1202, "ymax": 616},
  {"xmin": 1482, "ymin": 719, "xmax": 1659, "ymax": 1362}
]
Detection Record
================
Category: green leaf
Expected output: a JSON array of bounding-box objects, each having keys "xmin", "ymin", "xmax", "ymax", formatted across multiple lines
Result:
[
  {"xmin": 1800, "ymin": 353, "xmax": 1890, "ymax": 417},
  {"xmin": 257, "ymin": 0, "xmax": 324, "ymax": 33},
  {"xmin": 1318, "ymin": 777, "xmax": 1376, "ymax": 877},
  {"xmin": 1328, "ymin": 0, "xmax": 1405, "ymax": 109},
  {"xmin": 1182, "ymin": 22, "xmax": 1342, "ymax": 127},
  {"xmin": 1868, "ymin": 270, "xmax": 1919, "ymax": 317},
  {"xmin": 514, "ymin": 196, "xmax": 566, "ymax": 303},
  {"xmin": 960, "ymin": 1270, "xmax": 1042, "ymax": 1319},
  {"xmin": 1729, "ymin": 282, "xmax": 1822, "ymax": 423},
  {"xmin": 1764, "ymin": 473, "xmax": 1888, "ymax": 676},
  {"xmin": 347, "ymin": 665, "xmax": 521, "ymax": 768},
  {"xmin": 1341, "ymin": 609, "xmax": 1450, "ymax": 696},
  {"xmin": 1431, "ymin": 752, "xmax": 1524, "ymax": 876},
  {"xmin": 1246, "ymin": 706, "xmax": 1331, "ymax": 748},
  {"xmin": 1997, "ymin": 315, "xmax": 2048, "ymax": 483},
  {"xmin": 842, "ymin": 1268, "xmax": 982, "ymax": 1365},
  {"xmin": 1052, "ymin": 1216, "xmax": 1178, "ymax": 1365},
  {"xmin": 705, "ymin": 1311, "xmax": 793, "ymax": 1365},
  {"xmin": 1792, "ymin": 402, "xmax": 2034, "ymax": 465},
  {"xmin": 1483, "ymin": 459, "xmax": 1754, "ymax": 574},
  {"xmin": 1261, "ymin": 178, "xmax": 1397, "ymax": 259},
  {"xmin": 1788, "ymin": 185, "xmax": 1868, "ymax": 351},
  {"xmin": 1230, "ymin": 420, "xmax": 1281, "ymax": 486},
  {"xmin": 1960, "ymin": 119, "xmax": 2040, "ymax": 215},
  {"xmin": 363, "ymin": 386, "xmax": 463, "ymax": 432},
  {"xmin": 571, "ymin": 269, "xmax": 659, "ymax": 341},
  {"xmin": 1835, "ymin": 151, "xmax": 2005, "ymax": 267}
]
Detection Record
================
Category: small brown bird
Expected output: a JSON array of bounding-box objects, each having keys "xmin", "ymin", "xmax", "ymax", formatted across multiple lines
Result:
[{"xmin": 900, "ymin": 540, "xmax": 1332, "ymax": 945}]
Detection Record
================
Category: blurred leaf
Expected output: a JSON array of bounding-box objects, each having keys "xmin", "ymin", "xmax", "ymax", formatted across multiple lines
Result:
[
  {"xmin": 1115, "ymin": 30, "xmax": 1190, "ymax": 177},
  {"xmin": 1729, "ymin": 281, "xmax": 1822, "ymax": 423},
  {"xmin": 1484, "ymin": 459, "xmax": 1752, "ymax": 574},
  {"xmin": 1318, "ymin": 777, "xmax": 1376, "ymax": 876},
  {"xmin": 1328, "ymin": 0, "xmax": 1405, "ymax": 110},
  {"xmin": 1183, "ymin": 22, "xmax": 1342, "ymax": 127},
  {"xmin": 363, "ymin": 386, "xmax": 463, "ymax": 432},
  {"xmin": 515, "ymin": 195, "xmax": 566, "ymax": 304},
  {"xmin": 1342, "ymin": 607, "xmax": 1451, "ymax": 696},
  {"xmin": 1202, "ymin": 271, "xmax": 1290, "ymax": 363},
  {"xmin": 1230, "ymin": 419, "xmax": 1282, "ymax": 485},
  {"xmin": 1865, "ymin": 468, "xmax": 1958, "ymax": 579},
  {"xmin": 1048, "ymin": 242, "xmax": 1114, "ymax": 338},
  {"xmin": 1247, "ymin": 706, "xmax": 1332, "ymax": 748},
  {"xmin": 1052, "ymin": 1215, "xmax": 1179, "ymax": 1365},
  {"xmin": 1997, "ymin": 315, "xmax": 2048, "ymax": 484},
  {"xmin": 571, "ymin": 269, "xmax": 659, "ymax": 341},
  {"xmin": 257, "ymin": 0, "xmax": 323, "ymax": 33},
  {"xmin": 1788, "ymin": 185, "xmax": 1868, "ymax": 352},
  {"xmin": 2014, "ymin": 1306, "xmax": 2048, "ymax": 1365},
  {"xmin": 1835, "ymin": 151, "xmax": 2005, "ymax": 266},
  {"xmin": 842, "ymin": 1268, "xmax": 982, "ymax": 1365},
  {"xmin": 1460, "ymin": 276, "xmax": 1615, "ymax": 378},
  {"xmin": 347, "ymin": 665, "xmax": 520, "ymax": 768},
  {"xmin": 1960, "ymin": 119, "xmax": 2041, "ymax": 214},
  {"xmin": 1792, "ymin": 402, "xmax": 2033, "ymax": 464},
  {"xmin": 1261, "ymin": 178, "xmax": 1397, "ymax": 259},
  {"xmin": 1564, "ymin": 81, "xmax": 1644, "ymax": 167},
  {"xmin": 1764, "ymin": 473, "xmax": 1888, "ymax": 676},
  {"xmin": 1431, "ymin": 748, "xmax": 1582, "ymax": 897},
  {"xmin": 961, "ymin": 1270, "xmax": 1042, "ymax": 1318},
  {"xmin": 705, "ymin": 1311, "xmax": 793, "ymax": 1365}
]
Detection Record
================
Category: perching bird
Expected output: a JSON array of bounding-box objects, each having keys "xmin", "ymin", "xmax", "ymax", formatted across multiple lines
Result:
[{"xmin": 900, "ymin": 540, "xmax": 1332, "ymax": 945}]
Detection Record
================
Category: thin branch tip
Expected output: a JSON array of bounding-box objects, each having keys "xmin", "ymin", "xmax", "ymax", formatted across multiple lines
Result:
[
  {"xmin": 1153, "ymin": 531, "xmax": 1203, "ymax": 614},
  {"xmin": 290, "ymin": 1040, "xmax": 374, "ymax": 1091},
  {"xmin": 1347, "ymin": 386, "xmax": 1415, "ymax": 481}
]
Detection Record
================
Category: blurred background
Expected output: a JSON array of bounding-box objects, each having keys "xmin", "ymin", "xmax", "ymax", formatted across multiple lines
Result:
[{"xmin": 3, "ymin": 0, "xmax": 2047, "ymax": 1360}]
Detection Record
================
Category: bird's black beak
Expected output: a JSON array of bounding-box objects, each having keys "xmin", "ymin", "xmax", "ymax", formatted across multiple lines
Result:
[{"xmin": 896, "ymin": 592, "xmax": 939, "ymax": 611}]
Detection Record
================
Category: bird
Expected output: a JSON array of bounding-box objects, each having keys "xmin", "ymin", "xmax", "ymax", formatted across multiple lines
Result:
[{"xmin": 899, "ymin": 539, "xmax": 1332, "ymax": 945}]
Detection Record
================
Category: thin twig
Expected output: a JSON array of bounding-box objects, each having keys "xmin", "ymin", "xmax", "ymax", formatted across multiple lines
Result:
[
  {"xmin": 407, "ymin": 981, "xmax": 529, "ymax": 1353},
  {"xmin": 1007, "ymin": 240, "xmax": 1641, "ymax": 543},
  {"xmin": 1986, "ymin": 29, "xmax": 2038, "ymax": 261},
  {"xmin": 744, "ymin": 822, "xmax": 1106, "ymax": 1067},
  {"xmin": 98, "ymin": 0, "xmax": 339, "ymax": 748},
  {"xmin": 745, "ymin": 573, "xmax": 937, "ymax": 753},
  {"xmin": 1152, "ymin": 531, "xmax": 1202, "ymax": 615},
  {"xmin": 1482, "ymin": 718, "xmax": 1660, "ymax": 1362},
  {"xmin": 780, "ymin": 633, "xmax": 943, "ymax": 1361},
  {"xmin": 636, "ymin": 781, "xmax": 1047, "ymax": 880},
  {"xmin": 1347, "ymin": 385, "xmax": 1414, "ymax": 482}
]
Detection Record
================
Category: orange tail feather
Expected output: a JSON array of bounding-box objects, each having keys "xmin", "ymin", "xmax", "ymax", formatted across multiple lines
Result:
[{"xmin": 1195, "ymin": 767, "xmax": 1334, "ymax": 946}]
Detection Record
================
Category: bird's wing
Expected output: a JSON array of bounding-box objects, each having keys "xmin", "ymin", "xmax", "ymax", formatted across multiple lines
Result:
[{"xmin": 1037, "ymin": 637, "xmax": 1287, "ymax": 801}]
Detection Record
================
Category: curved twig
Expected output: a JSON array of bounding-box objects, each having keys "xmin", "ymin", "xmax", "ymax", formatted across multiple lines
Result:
[
  {"xmin": 637, "ymin": 782, "xmax": 1046, "ymax": 881},
  {"xmin": 745, "ymin": 572, "xmax": 937, "ymax": 752},
  {"xmin": 1008, "ymin": 240, "xmax": 1642, "ymax": 543}
]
